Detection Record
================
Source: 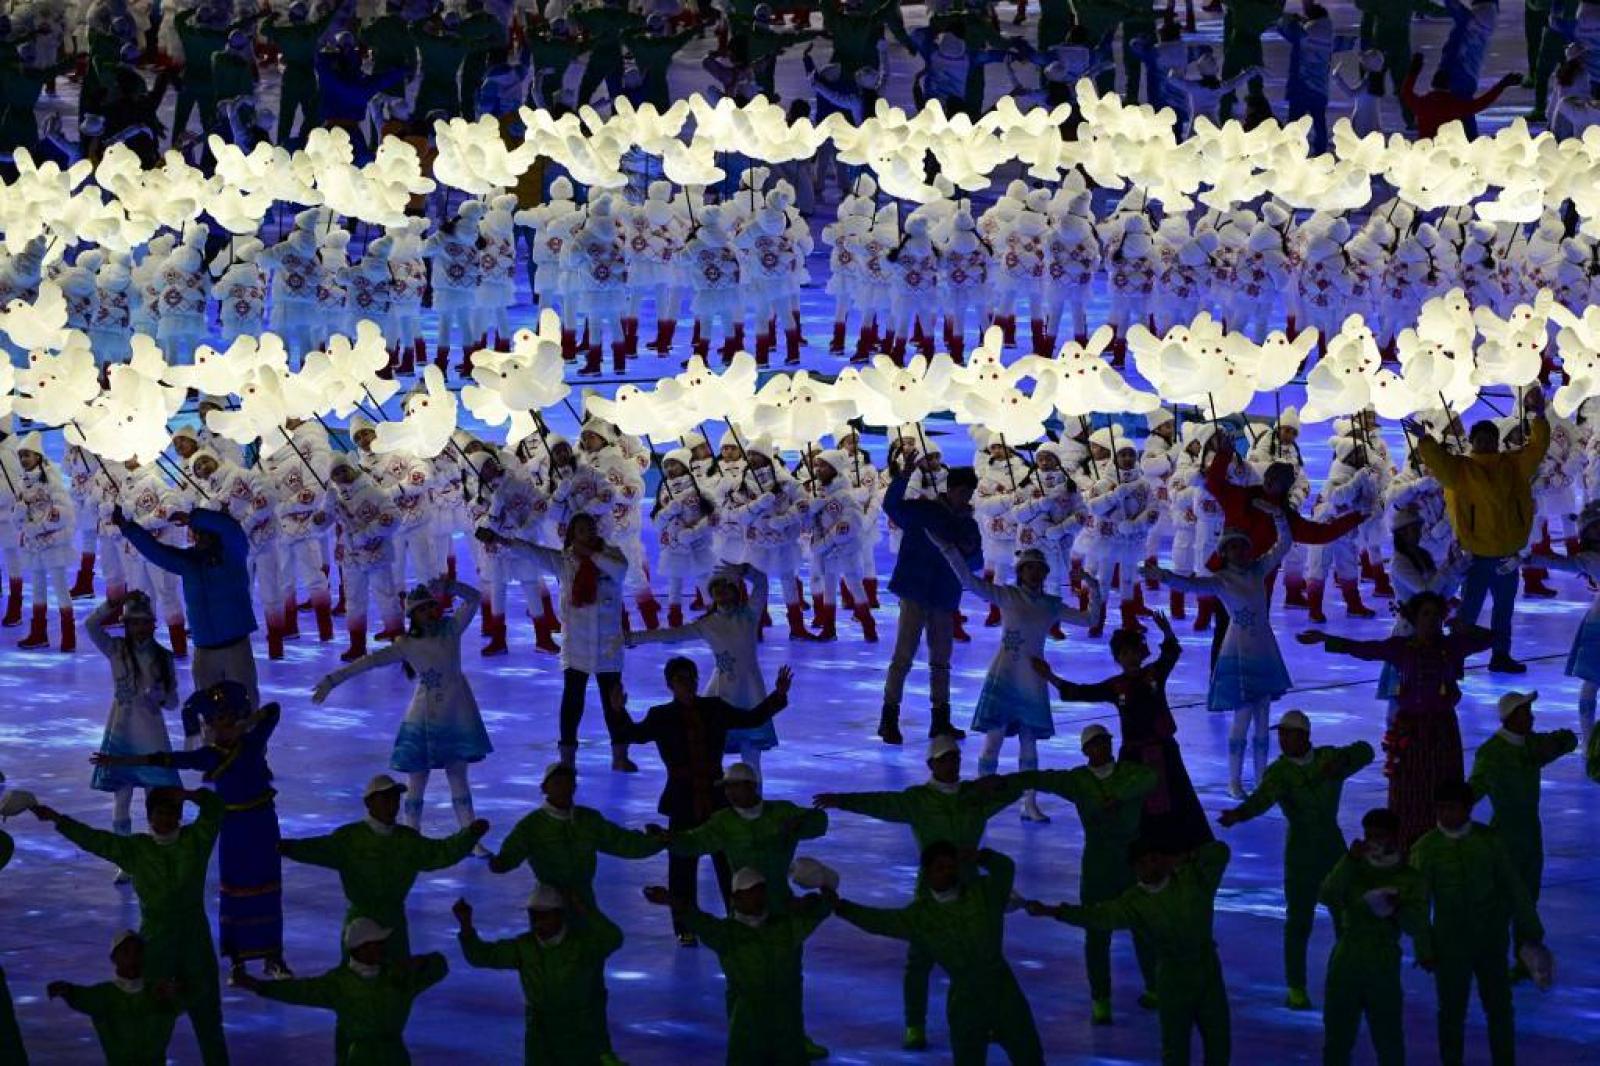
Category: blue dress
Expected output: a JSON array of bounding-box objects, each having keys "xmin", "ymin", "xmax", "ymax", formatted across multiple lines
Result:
[{"xmin": 86, "ymin": 603, "xmax": 181, "ymax": 793}]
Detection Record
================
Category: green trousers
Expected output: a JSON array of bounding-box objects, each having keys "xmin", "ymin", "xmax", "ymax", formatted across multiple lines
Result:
[
  {"xmin": 904, "ymin": 941, "xmax": 933, "ymax": 1028},
  {"xmin": 1435, "ymin": 939, "xmax": 1515, "ymax": 1066},
  {"xmin": 947, "ymin": 969, "xmax": 1043, "ymax": 1066},
  {"xmin": 1158, "ymin": 952, "xmax": 1230, "ymax": 1066},
  {"xmin": 1321, "ymin": 952, "xmax": 1404, "ymax": 1065},
  {"xmin": 1285, "ymin": 855, "xmax": 1342, "ymax": 990},
  {"xmin": 0, "ymin": 966, "xmax": 26, "ymax": 1066},
  {"xmin": 277, "ymin": 67, "xmax": 321, "ymax": 146}
]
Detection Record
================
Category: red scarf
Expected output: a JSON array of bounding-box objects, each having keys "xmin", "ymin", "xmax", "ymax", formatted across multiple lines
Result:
[{"xmin": 571, "ymin": 555, "xmax": 600, "ymax": 607}]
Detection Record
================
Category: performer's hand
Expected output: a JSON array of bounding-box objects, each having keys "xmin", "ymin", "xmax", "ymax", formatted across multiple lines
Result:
[
  {"xmin": 311, "ymin": 679, "xmax": 333, "ymax": 705},
  {"xmin": 641, "ymin": 885, "xmax": 672, "ymax": 907},
  {"xmin": 451, "ymin": 897, "xmax": 474, "ymax": 928},
  {"xmin": 111, "ymin": 505, "xmax": 126, "ymax": 527},
  {"xmin": 773, "ymin": 665, "xmax": 794, "ymax": 697},
  {"xmin": 1022, "ymin": 900, "xmax": 1055, "ymax": 918},
  {"xmin": 1217, "ymin": 809, "xmax": 1241, "ymax": 828},
  {"xmin": 1296, "ymin": 629, "xmax": 1327, "ymax": 645},
  {"xmin": 644, "ymin": 823, "xmax": 668, "ymax": 841},
  {"xmin": 1149, "ymin": 610, "xmax": 1174, "ymax": 637},
  {"xmin": 467, "ymin": 819, "xmax": 490, "ymax": 838},
  {"xmin": 813, "ymin": 793, "xmax": 840, "ymax": 810},
  {"xmin": 1030, "ymin": 656, "xmax": 1056, "ymax": 680},
  {"xmin": 29, "ymin": 804, "xmax": 59, "ymax": 823},
  {"xmin": 46, "ymin": 981, "xmax": 70, "ymax": 999}
]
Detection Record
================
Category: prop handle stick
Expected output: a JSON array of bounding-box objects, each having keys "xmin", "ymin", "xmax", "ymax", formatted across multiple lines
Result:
[
  {"xmin": 0, "ymin": 450, "xmax": 15, "ymax": 497},
  {"xmin": 155, "ymin": 452, "xmax": 211, "ymax": 500},
  {"xmin": 999, "ymin": 432, "xmax": 1017, "ymax": 492},
  {"xmin": 1437, "ymin": 391, "xmax": 1465, "ymax": 449},
  {"xmin": 724, "ymin": 419, "xmax": 759, "ymax": 494},
  {"xmin": 279, "ymin": 428, "xmax": 329, "ymax": 491},
  {"xmin": 359, "ymin": 385, "xmax": 391, "ymax": 420},
  {"xmin": 312, "ymin": 413, "xmax": 350, "ymax": 452},
  {"xmin": 1079, "ymin": 415, "xmax": 1099, "ymax": 481},
  {"xmin": 913, "ymin": 423, "xmax": 935, "ymax": 490},
  {"xmin": 69, "ymin": 423, "xmax": 120, "ymax": 496}
]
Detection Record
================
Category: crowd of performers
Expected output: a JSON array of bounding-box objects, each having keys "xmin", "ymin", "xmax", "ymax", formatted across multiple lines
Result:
[{"xmin": 0, "ymin": 362, "xmax": 1597, "ymax": 1063}]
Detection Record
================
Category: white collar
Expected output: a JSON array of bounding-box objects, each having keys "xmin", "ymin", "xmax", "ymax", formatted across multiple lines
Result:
[
  {"xmin": 347, "ymin": 959, "xmax": 381, "ymax": 979},
  {"xmin": 1366, "ymin": 849, "xmax": 1401, "ymax": 869},
  {"xmin": 930, "ymin": 886, "xmax": 961, "ymax": 904},
  {"xmin": 1496, "ymin": 728, "xmax": 1526, "ymax": 747},
  {"xmin": 1438, "ymin": 821, "xmax": 1473, "ymax": 840},
  {"xmin": 541, "ymin": 802, "xmax": 574, "ymax": 821},
  {"xmin": 364, "ymin": 816, "xmax": 395, "ymax": 836},
  {"xmin": 151, "ymin": 829, "xmax": 179, "ymax": 847},
  {"xmin": 1088, "ymin": 763, "xmax": 1115, "ymax": 780},
  {"xmin": 1287, "ymin": 752, "xmax": 1314, "ymax": 767},
  {"xmin": 1137, "ymin": 876, "xmax": 1171, "ymax": 895},
  {"xmin": 732, "ymin": 802, "xmax": 764, "ymax": 821},
  {"xmin": 733, "ymin": 911, "xmax": 767, "ymax": 928},
  {"xmin": 113, "ymin": 975, "xmax": 145, "ymax": 995},
  {"xmin": 536, "ymin": 927, "xmax": 568, "ymax": 947},
  {"xmin": 927, "ymin": 778, "xmax": 960, "ymax": 795}
]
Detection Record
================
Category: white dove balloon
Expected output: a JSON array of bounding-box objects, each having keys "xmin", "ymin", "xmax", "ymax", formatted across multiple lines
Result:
[
  {"xmin": 858, "ymin": 351, "xmax": 957, "ymax": 426},
  {"xmin": 371, "ymin": 367, "xmax": 457, "ymax": 459},
  {"xmin": 0, "ymin": 279, "xmax": 70, "ymax": 352},
  {"xmin": 13, "ymin": 332, "xmax": 99, "ymax": 423}
]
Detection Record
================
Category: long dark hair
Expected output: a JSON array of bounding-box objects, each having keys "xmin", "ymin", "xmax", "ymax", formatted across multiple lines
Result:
[
  {"xmin": 118, "ymin": 601, "xmax": 176, "ymax": 698},
  {"xmin": 1391, "ymin": 527, "xmax": 1435, "ymax": 581}
]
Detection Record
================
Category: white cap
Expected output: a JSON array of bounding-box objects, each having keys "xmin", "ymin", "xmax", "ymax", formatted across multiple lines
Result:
[
  {"xmin": 731, "ymin": 867, "xmax": 767, "ymax": 892},
  {"xmin": 717, "ymin": 762, "xmax": 759, "ymax": 786},
  {"xmin": 111, "ymin": 929, "xmax": 141, "ymax": 953},
  {"xmin": 1145, "ymin": 408, "xmax": 1174, "ymax": 430},
  {"xmin": 0, "ymin": 789, "xmax": 36, "ymax": 819},
  {"xmin": 789, "ymin": 857, "xmax": 840, "ymax": 892},
  {"xmin": 1497, "ymin": 690, "xmax": 1537, "ymax": 721},
  {"xmin": 526, "ymin": 884, "xmax": 565, "ymax": 911},
  {"xmin": 1079, "ymin": 723, "xmax": 1112, "ymax": 751},
  {"xmin": 541, "ymin": 761, "xmax": 575, "ymax": 784},
  {"xmin": 927, "ymin": 735, "xmax": 961, "ymax": 761},
  {"xmin": 344, "ymin": 917, "xmax": 393, "ymax": 950},
  {"xmin": 1271, "ymin": 710, "xmax": 1311, "ymax": 733},
  {"xmin": 362, "ymin": 773, "xmax": 406, "ymax": 799}
]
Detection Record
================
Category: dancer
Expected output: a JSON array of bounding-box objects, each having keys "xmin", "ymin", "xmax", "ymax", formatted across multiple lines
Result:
[
  {"xmin": 94, "ymin": 683, "xmax": 291, "ymax": 983},
  {"xmin": 832, "ymin": 845, "xmax": 1044, "ymax": 1066},
  {"xmin": 1468, "ymin": 691, "xmax": 1577, "ymax": 949},
  {"xmin": 235, "ymin": 918, "xmax": 448, "ymax": 1065},
  {"xmin": 279, "ymin": 773, "xmax": 488, "ymax": 961},
  {"xmin": 1407, "ymin": 395, "xmax": 1548, "ymax": 673},
  {"xmin": 15, "ymin": 433, "xmax": 77, "ymax": 651},
  {"xmin": 878, "ymin": 462, "xmax": 983, "ymax": 745},
  {"xmin": 47, "ymin": 931, "xmax": 181, "ymax": 1065},
  {"xmin": 628, "ymin": 562, "xmax": 779, "ymax": 773},
  {"xmin": 0, "ymin": 788, "xmax": 20, "ymax": 1065},
  {"xmin": 1409, "ymin": 782, "xmax": 1546, "ymax": 1066},
  {"xmin": 803, "ymin": 449, "xmax": 877, "ymax": 641},
  {"xmin": 1533, "ymin": 503, "xmax": 1600, "ymax": 738},
  {"xmin": 30, "ymin": 787, "xmax": 229, "ymax": 1065},
  {"xmin": 814, "ymin": 736, "xmax": 1026, "ymax": 1051},
  {"xmin": 312, "ymin": 580, "xmax": 493, "ymax": 836},
  {"xmin": 326, "ymin": 457, "xmax": 402, "ymax": 663},
  {"xmin": 606, "ymin": 660, "xmax": 795, "ymax": 945},
  {"xmin": 929, "ymin": 535, "xmax": 1100, "ymax": 820},
  {"xmin": 1142, "ymin": 501, "xmax": 1294, "ymax": 798},
  {"xmin": 1217, "ymin": 710, "xmax": 1374, "ymax": 1010},
  {"xmin": 1026, "ymin": 839, "xmax": 1233, "ymax": 1066},
  {"xmin": 1318, "ymin": 808, "xmax": 1434, "ymax": 1066},
  {"xmin": 85, "ymin": 592, "xmax": 179, "ymax": 880},
  {"xmin": 1382, "ymin": 505, "xmax": 1467, "ymax": 719},
  {"xmin": 1002, "ymin": 723, "xmax": 1157, "ymax": 1024},
  {"xmin": 482, "ymin": 515, "xmax": 637, "ymax": 772},
  {"xmin": 1299, "ymin": 591, "xmax": 1494, "ymax": 846},
  {"xmin": 453, "ymin": 889, "xmax": 625, "ymax": 1065}
]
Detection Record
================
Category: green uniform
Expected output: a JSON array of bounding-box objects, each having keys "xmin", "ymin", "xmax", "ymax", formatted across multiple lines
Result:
[
  {"xmin": 525, "ymin": 32, "xmax": 586, "ymax": 107},
  {"xmin": 573, "ymin": 6, "xmax": 641, "ymax": 105},
  {"xmin": 1070, "ymin": 0, "xmax": 1125, "ymax": 91},
  {"xmin": 1318, "ymin": 853, "xmax": 1432, "ymax": 1066},
  {"xmin": 257, "ymin": 953, "xmax": 448, "ymax": 1066},
  {"xmin": 1227, "ymin": 741, "xmax": 1373, "ymax": 993},
  {"xmin": 174, "ymin": 12, "xmax": 230, "ymax": 139},
  {"xmin": 458, "ymin": 912, "xmax": 624, "ymax": 1065},
  {"xmin": 494, "ymin": 805, "xmax": 665, "ymax": 908},
  {"xmin": 1016, "ymin": 764, "xmax": 1158, "ymax": 1004},
  {"xmin": 1220, "ymin": 0, "xmax": 1284, "ymax": 115},
  {"xmin": 836, "ymin": 850, "xmax": 1042, "ymax": 1066},
  {"xmin": 281, "ymin": 820, "xmax": 482, "ymax": 961},
  {"xmin": 361, "ymin": 16, "xmax": 419, "ymax": 80},
  {"xmin": 1468, "ymin": 728, "xmax": 1577, "ymax": 902},
  {"xmin": 1587, "ymin": 722, "xmax": 1600, "ymax": 781},
  {"xmin": 264, "ymin": 12, "xmax": 337, "ymax": 144},
  {"xmin": 59, "ymin": 980, "xmax": 182, "ymax": 1066},
  {"xmin": 685, "ymin": 899, "xmax": 833, "ymax": 1066},
  {"xmin": 622, "ymin": 27, "xmax": 696, "ymax": 111},
  {"xmin": 1409, "ymin": 823, "xmax": 1543, "ymax": 1066},
  {"xmin": 1355, "ymin": 0, "xmax": 1429, "ymax": 126},
  {"xmin": 209, "ymin": 51, "xmax": 256, "ymax": 108},
  {"xmin": 822, "ymin": 0, "xmax": 895, "ymax": 79},
  {"xmin": 1056, "ymin": 840, "xmax": 1233, "ymax": 1066},
  {"xmin": 414, "ymin": 27, "xmax": 473, "ymax": 117},
  {"xmin": 671, "ymin": 801, "xmax": 828, "ymax": 912},
  {"xmin": 56, "ymin": 791, "xmax": 229, "ymax": 1066},
  {"xmin": 457, "ymin": 11, "xmax": 508, "ymax": 118},
  {"xmin": 828, "ymin": 779, "xmax": 1023, "ymax": 1029},
  {"xmin": 1530, "ymin": 2, "xmax": 1580, "ymax": 119},
  {"xmin": 0, "ymin": 829, "xmax": 24, "ymax": 1066}
]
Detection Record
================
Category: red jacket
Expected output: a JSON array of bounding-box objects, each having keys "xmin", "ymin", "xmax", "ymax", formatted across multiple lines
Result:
[{"xmin": 1203, "ymin": 447, "xmax": 1364, "ymax": 570}]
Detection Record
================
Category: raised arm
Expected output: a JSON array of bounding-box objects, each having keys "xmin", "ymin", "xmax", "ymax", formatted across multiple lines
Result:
[
  {"xmin": 84, "ymin": 599, "xmax": 118, "ymax": 657},
  {"xmin": 312, "ymin": 642, "xmax": 407, "ymax": 703},
  {"xmin": 931, "ymin": 533, "xmax": 993, "ymax": 602},
  {"xmin": 446, "ymin": 581, "xmax": 482, "ymax": 635},
  {"xmin": 279, "ymin": 830, "xmax": 346, "ymax": 870}
]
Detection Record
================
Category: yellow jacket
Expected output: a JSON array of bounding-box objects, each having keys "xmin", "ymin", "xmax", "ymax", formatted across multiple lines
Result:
[{"xmin": 1416, "ymin": 418, "xmax": 1549, "ymax": 558}]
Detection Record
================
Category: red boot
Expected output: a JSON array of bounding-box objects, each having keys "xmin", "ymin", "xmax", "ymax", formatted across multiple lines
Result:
[
  {"xmin": 1143, "ymin": 556, "xmax": 1160, "ymax": 590},
  {"xmin": 1192, "ymin": 594, "xmax": 1215, "ymax": 632},
  {"xmin": 1307, "ymin": 579, "xmax": 1328, "ymax": 624},
  {"xmin": 1169, "ymin": 589, "xmax": 1186, "ymax": 620},
  {"xmin": 540, "ymin": 589, "xmax": 562, "ymax": 634},
  {"xmin": 863, "ymin": 577, "xmax": 880, "ymax": 608},
  {"xmin": 1523, "ymin": 567, "xmax": 1559, "ymax": 598},
  {"xmin": 840, "ymin": 581, "xmax": 857, "ymax": 611},
  {"xmin": 1282, "ymin": 574, "xmax": 1310, "ymax": 609},
  {"xmin": 434, "ymin": 345, "xmax": 450, "ymax": 373},
  {"xmin": 635, "ymin": 593, "xmax": 662, "ymax": 631},
  {"xmin": 533, "ymin": 612, "xmax": 561, "ymax": 654},
  {"xmin": 853, "ymin": 604, "xmax": 878, "ymax": 642},
  {"xmin": 612, "ymin": 341, "xmax": 627, "ymax": 375},
  {"xmin": 1371, "ymin": 566, "xmax": 1395, "ymax": 599},
  {"xmin": 1340, "ymin": 579, "xmax": 1376, "ymax": 618},
  {"xmin": 1119, "ymin": 601, "xmax": 1146, "ymax": 632},
  {"xmin": 829, "ymin": 321, "xmax": 847, "ymax": 354},
  {"xmin": 481, "ymin": 611, "xmax": 508, "ymax": 656},
  {"xmin": 667, "ymin": 603, "xmax": 685, "ymax": 628},
  {"xmin": 754, "ymin": 329, "xmax": 773, "ymax": 366},
  {"xmin": 16, "ymin": 606, "xmax": 47, "ymax": 649},
  {"xmin": 70, "ymin": 552, "xmax": 96, "ymax": 598},
  {"xmin": 266, "ymin": 623, "xmax": 286, "ymax": 660},
  {"xmin": 341, "ymin": 622, "xmax": 368, "ymax": 663},
  {"xmin": 578, "ymin": 344, "xmax": 602, "ymax": 376},
  {"xmin": 784, "ymin": 326, "xmax": 802, "ymax": 365},
  {"xmin": 281, "ymin": 598, "xmax": 301, "ymax": 639},
  {"xmin": 984, "ymin": 602, "xmax": 1002, "ymax": 627},
  {"xmin": 649, "ymin": 318, "xmax": 677, "ymax": 354},
  {"xmin": 315, "ymin": 600, "xmax": 335, "ymax": 642},
  {"xmin": 2, "ymin": 577, "xmax": 21, "ymax": 627},
  {"xmin": 952, "ymin": 611, "xmax": 971, "ymax": 643},
  {"xmin": 561, "ymin": 329, "xmax": 578, "ymax": 362},
  {"xmin": 785, "ymin": 603, "xmax": 814, "ymax": 640},
  {"xmin": 57, "ymin": 607, "xmax": 75, "ymax": 653},
  {"xmin": 691, "ymin": 587, "xmax": 706, "ymax": 612},
  {"xmin": 168, "ymin": 621, "xmax": 188, "ymax": 659},
  {"xmin": 813, "ymin": 602, "xmax": 838, "ymax": 641}
]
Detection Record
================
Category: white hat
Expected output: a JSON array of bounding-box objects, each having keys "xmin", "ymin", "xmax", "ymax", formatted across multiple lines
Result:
[
  {"xmin": 15, "ymin": 431, "xmax": 42, "ymax": 456},
  {"xmin": 343, "ymin": 917, "xmax": 393, "ymax": 950},
  {"xmin": 927, "ymin": 735, "xmax": 961, "ymax": 761},
  {"xmin": 1496, "ymin": 690, "xmax": 1537, "ymax": 721},
  {"xmin": 789, "ymin": 857, "xmax": 840, "ymax": 892},
  {"xmin": 814, "ymin": 449, "xmax": 848, "ymax": 477},
  {"xmin": 527, "ymin": 883, "xmax": 565, "ymax": 911},
  {"xmin": 662, "ymin": 446, "xmax": 695, "ymax": 471},
  {"xmin": 1145, "ymin": 408, "xmax": 1174, "ymax": 430},
  {"xmin": 541, "ymin": 761, "xmax": 575, "ymax": 784},
  {"xmin": 0, "ymin": 789, "xmax": 36, "ymax": 819},
  {"xmin": 731, "ymin": 867, "xmax": 767, "ymax": 892},
  {"xmin": 1014, "ymin": 547, "xmax": 1050, "ymax": 570},
  {"xmin": 111, "ymin": 929, "xmax": 142, "ymax": 953},
  {"xmin": 1079, "ymin": 723, "xmax": 1112, "ymax": 751},
  {"xmin": 1271, "ymin": 710, "xmax": 1311, "ymax": 733},
  {"xmin": 717, "ymin": 762, "xmax": 759, "ymax": 786},
  {"xmin": 1279, "ymin": 406, "xmax": 1300, "ymax": 431},
  {"xmin": 362, "ymin": 773, "xmax": 407, "ymax": 799}
]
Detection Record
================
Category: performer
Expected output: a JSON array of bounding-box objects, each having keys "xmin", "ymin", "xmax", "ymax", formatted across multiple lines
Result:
[
  {"xmin": 14, "ymin": 433, "xmax": 77, "ymax": 651},
  {"xmin": 1217, "ymin": 710, "xmax": 1374, "ymax": 1010},
  {"xmin": 312, "ymin": 580, "xmax": 493, "ymax": 836},
  {"xmin": 85, "ymin": 593, "xmax": 179, "ymax": 881},
  {"xmin": 832, "ymin": 846, "xmax": 1044, "ymax": 1066},
  {"xmin": 1299, "ymin": 592, "xmax": 1495, "ymax": 846},
  {"xmin": 47, "ymin": 931, "xmax": 182, "ymax": 1066},
  {"xmin": 326, "ymin": 457, "xmax": 402, "ymax": 663},
  {"xmin": 930, "ymin": 536, "xmax": 1099, "ymax": 819},
  {"xmin": 235, "ymin": 918, "xmax": 448, "ymax": 1065},
  {"xmin": 1382, "ymin": 505, "xmax": 1467, "ymax": 720},
  {"xmin": 279, "ymin": 773, "xmax": 488, "ymax": 961},
  {"xmin": 629, "ymin": 563, "xmax": 779, "ymax": 772},
  {"xmin": 0, "ymin": 798, "xmax": 21, "ymax": 1065},
  {"xmin": 1034, "ymin": 611, "xmax": 1213, "ymax": 851},
  {"xmin": 29, "ymin": 788, "xmax": 229, "ymax": 1065},
  {"xmin": 1409, "ymin": 782, "xmax": 1546, "ymax": 1066},
  {"xmin": 1026, "ymin": 840, "xmax": 1233, "ymax": 1066},
  {"xmin": 1317, "ymin": 808, "xmax": 1434, "ymax": 1066},
  {"xmin": 453, "ymin": 888, "xmax": 625, "ymax": 1066},
  {"xmin": 606, "ymin": 661, "xmax": 794, "ymax": 944},
  {"xmin": 1532, "ymin": 503, "xmax": 1600, "ymax": 738}
]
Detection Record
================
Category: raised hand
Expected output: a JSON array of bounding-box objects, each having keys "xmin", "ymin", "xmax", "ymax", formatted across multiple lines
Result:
[
  {"xmin": 452, "ymin": 897, "xmax": 474, "ymax": 927},
  {"xmin": 641, "ymin": 885, "xmax": 672, "ymax": 907},
  {"xmin": 813, "ymin": 793, "xmax": 840, "ymax": 810},
  {"xmin": 773, "ymin": 665, "xmax": 794, "ymax": 697}
]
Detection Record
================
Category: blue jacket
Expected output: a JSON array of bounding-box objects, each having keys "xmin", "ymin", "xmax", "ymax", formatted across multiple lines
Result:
[
  {"xmin": 882, "ymin": 475, "xmax": 983, "ymax": 611},
  {"xmin": 118, "ymin": 508, "xmax": 257, "ymax": 648}
]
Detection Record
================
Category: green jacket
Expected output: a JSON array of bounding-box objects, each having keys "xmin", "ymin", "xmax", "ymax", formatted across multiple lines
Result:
[
  {"xmin": 1587, "ymin": 724, "xmax": 1600, "ymax": 783},
  {"xmin": 281, "ymin": 820, "xmax": 481, "ymax": 954},
  {"xmin": 258, "ymin": 954, "xmax": 449, "ymax": 1066},
  {"xmin": 1015, "ymin": 764, "xmax": 1155, "ymax": 898},
  {"xmin": 1318, "ymin": 853, "xmax": 1433, "ymax": 973},
  {"xmin": 175, "ymin": 12, "xmax": 229, "ymax": 91},
  {"xmin": 828, "ymin": 779, "xmax": 1023, "ymax": 890},
  {"xmin": 686, "ymin": 899, "xmax": 832, "ymax": 1066},
  {"xmin": 494, "ymin": 805, "xmax": 664, "ymax": 907},
  {"xmin": 1409, "ymin": 823, "xmax": 1543, "ymax": 952},
  {"xmin": 265, "ymin": 13, "xmax": 338, "ymax": 68},
  {"xmin": 361, "ymin": 16, "xmax": 418, "ymax": 78},
  {"xmin": 55, "ymin": 792, "xmax": 223, "ymax": 984},
  {"xmin": 1231, "ymin": 742, "xmax": 1373, "ymax": 877},
  {"xmin": 672, "ymin": 801, "xmax": 828, "ymax": 909},
  {"xmin": 458, "ymin": 913, "xmax": 623, "ymax": 1065},
  {"xmin": 60, "ymin": 981, "xmax": 181, "ymax": 1066},
  {"xmin": 1468, "ymin": 728, "xmax": 1576, "ymax": 881},
  {"xmin": 210, "ymin": 51, "xmax": 256, "ymax": 103}
]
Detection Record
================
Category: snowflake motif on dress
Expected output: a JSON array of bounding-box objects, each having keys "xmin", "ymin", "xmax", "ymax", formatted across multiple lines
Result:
[
  {"xmin": 418, "ymin": 667, "xmax": 445, "ymax": 691},
  {"xmin": 1231, "ymin": 606, "xmax": 1257, "ymax": 630},
  {"xmin": 1000, "ymin": 628, "xmax": 1024, "ymax": 657},
  {"xmin": 714, "ymin": 649, "xmax": 737, "ymax": 676}
]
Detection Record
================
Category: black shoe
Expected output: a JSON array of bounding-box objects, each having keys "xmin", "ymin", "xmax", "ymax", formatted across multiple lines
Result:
[
  {"xmin": 1488, "ymin": 654, "xmax": 1527, "ymax": 674},
  {"xmin": 928, "ymin": 716, "xmax": 966, "ymax": 741},
  {"xmin": 877, "ymin": 707, "xmax": 904, "ymax": 745}
]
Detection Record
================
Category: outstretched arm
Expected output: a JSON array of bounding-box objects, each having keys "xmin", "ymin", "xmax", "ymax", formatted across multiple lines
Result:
[{"xmin": 312, "ymin": 642, "xmax": 407, "ymax": 703}]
